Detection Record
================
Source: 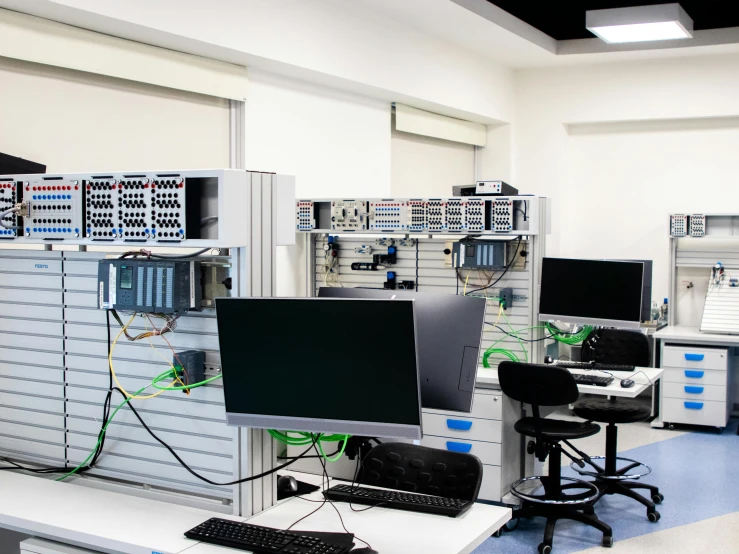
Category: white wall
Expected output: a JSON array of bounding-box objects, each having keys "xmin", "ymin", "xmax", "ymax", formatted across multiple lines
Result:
[
  {"xmin": 391, "ymin": 128, "xmax": 474, "ymax": 198},
  {"xmin": 515, "ymin": 53, "xmax": 739, "ymax": 304},
  {"xmin": 244, "ymin": 69, "xmax": 391, "ymax": 297},
  {"xmin": 0, "ymin": 56, "xmax": 229, "ymax": 173},
  {"xmin": 7, "ymin": 0, "xmax": 516, "ymax": 124}
]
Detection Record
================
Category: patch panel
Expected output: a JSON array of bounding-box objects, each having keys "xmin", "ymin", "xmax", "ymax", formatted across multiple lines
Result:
[
  {"xmin": 0, "ymin": 181, "xmax": 17, "ymax": 238},
  {"xmin": 670, "ymin": 214, "xmax": 687, "ymax": 237},
  {"xmin": 446, "ymin": 199, "xmax": 464, "ymax": 232},
  {"xmin": 151, "ymin": 176, "xmax": 185, "ymax": 241},
  {"xmin": 689, "ymin": 214, "xmax": 705, "ymax": 237},
  {"xmin": 465, "ymin": 199, "xmax": 485, "ymax": 232},
  {"xmin": 427, "ymin": 200, "xmax": 447, "ymax": 232},
  {"xmin": 24, "ymin": 179, "xmax": 82, "ymax": 239},
  {"xmin": 84, "ymin": 178, "xmax": 118, "ymax": 240},
  {"xmin": 407, "ymin": 200, "xmax": 427, "ymax": 232},
  {"xmin": 491, "ymin": 198, "xmax": 513, "ymax": 233},
  {"xmin": 331, "ymin": 200, "xmax": 367, "ymax": 230},
  {"xmin": 296, "ymin": 201, "xmax": 315, "ymax": 231},
  {"xmin": 369, "ymin": 201, "xmax": 407, "ymax": 231}
]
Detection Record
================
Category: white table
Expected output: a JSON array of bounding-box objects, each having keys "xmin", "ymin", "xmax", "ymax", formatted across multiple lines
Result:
[
  {"xmin": 654, "ymin": 324, "xmax": 739, "ymax": 346},
  {"xmin": 477, "ymin": 366, "xmax": 663, "ymax": 399},
  {"xmin": 0, "ymin": 470, "xmax": 509, "ymax": 554}
]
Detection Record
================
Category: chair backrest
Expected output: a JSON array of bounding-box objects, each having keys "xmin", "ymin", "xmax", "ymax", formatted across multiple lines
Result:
[
  {"xmin": 581, "ymin": 329, "xmax": 650, "ymax": 366},
  {"xmin": 498, "ymin": 361, "xmax": 579, "ymax": 407},
  {"xmin": 358, "ymin": 442, "xmax": 482, "ymax": 502}
]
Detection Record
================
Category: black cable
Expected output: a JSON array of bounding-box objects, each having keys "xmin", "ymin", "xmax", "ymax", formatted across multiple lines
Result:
[
  {"xmin": 113, "ymin": 388, "xmax": 317, "ymax": 485},
  {"xmin": 486, "ymin": 323, "xmax": 554, "ymax": 342},
  {"xmin": 466, "ymin": 236, "xmax": 522, "ymax": 296},
  {"xmin": 118, "ymin": 248, "xmax": 213, "ymax": 260}
]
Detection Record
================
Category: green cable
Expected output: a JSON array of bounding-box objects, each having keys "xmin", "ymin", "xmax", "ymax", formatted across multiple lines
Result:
[
  {"xmin": 501, "ymin": 309, "xmax": 528, "ymax": 363},
  {"xmin": 56, "ymin": 383, "xmax": 150, "ymax": 482},
  {"xmin": 151, "ymin": 368, "xmax": 223, "ymax": 391},
  {"xmin": 545, "ymin": 322, "xmax": 593, "ymax": 345},
  {"xmin": 317, "ymin": 434, "xmax": 349, "ymax": 462}
]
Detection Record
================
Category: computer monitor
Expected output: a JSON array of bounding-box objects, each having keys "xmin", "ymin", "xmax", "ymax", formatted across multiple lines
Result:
[
  {"xmin": 215, "ymin": 297, "xmax": 423, "ymax": 440},
  {"xmin": 318, "ymin": 287, "xmax": 486, "ymax": 413},
  {"xmin": 539, "ymin": 257, "xmax": 652, "ymax": 329}
]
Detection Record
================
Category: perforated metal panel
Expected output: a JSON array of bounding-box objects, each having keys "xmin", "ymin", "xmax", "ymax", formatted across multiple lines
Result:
[{"xmin": 312, "ymin": 235, "xmax": 542, "ymax": 367}]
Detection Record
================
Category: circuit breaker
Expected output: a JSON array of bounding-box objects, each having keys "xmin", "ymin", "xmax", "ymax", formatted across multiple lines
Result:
[{"xmin": 98, "ymin": 258, "xmax": 202, "ymax": 314}]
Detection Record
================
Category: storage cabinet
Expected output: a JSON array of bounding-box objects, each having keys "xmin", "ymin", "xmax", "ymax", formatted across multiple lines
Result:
[{"xmin": 661, "ymin": 345, "xmax": 732, "ymax": 428}]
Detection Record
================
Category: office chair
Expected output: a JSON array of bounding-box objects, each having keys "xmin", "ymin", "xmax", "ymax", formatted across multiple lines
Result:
[
  {"xmin": 498, "ymin": 362, "xmax": 612, "ymax": 553},
  {"xmin": 572, "ymin": 329, "xmax": 664, "ymax": 521},
  {"xmin": 359, "ymin": 442, "xmax": 483, "ymax": 502}
]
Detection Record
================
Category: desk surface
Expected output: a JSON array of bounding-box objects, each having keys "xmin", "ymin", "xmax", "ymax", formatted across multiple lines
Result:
[
  {"xmin": 0, "ymin": 470, "xmax": 509, "ymax": 554},
  {"xmin": 477, "ymin": 366, "xmax": 663, "ymax": 398},
  {"xmin": 655, "ymin": 324, "xmax": 739, "ymax": 345}
]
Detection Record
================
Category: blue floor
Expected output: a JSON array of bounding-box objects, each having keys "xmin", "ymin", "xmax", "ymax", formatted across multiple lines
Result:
[{"xmin": 473, "ymin": 419, "xmax": 739, "ymax": 553}]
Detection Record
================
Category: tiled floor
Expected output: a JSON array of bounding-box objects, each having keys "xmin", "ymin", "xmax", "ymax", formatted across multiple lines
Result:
[{"xmin": 473, "ymin": 415, "xmax": 739, "ymax": 554}]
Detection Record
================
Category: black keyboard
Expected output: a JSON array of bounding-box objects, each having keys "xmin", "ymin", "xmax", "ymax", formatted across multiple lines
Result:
[
  {"xmin": 184, "ymin": 518, "xmax": 353, "ymax": 554},
  {"xmin": 323, "ymin": 484, "xmax": 472, "ymax": 517},
  {"xmin": 572, "ymin": 374, "xmax": 614, "ymax": 387},
  {"xmin": 557, "ymin": 361, "xmax": 635, "ymax": 371}
]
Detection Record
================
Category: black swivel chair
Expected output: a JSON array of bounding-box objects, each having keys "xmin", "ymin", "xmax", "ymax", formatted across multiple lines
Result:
[
  {"xmin": 499, "ymin": 362, "xmax": 613, "ymax": 554},
  {"xmin": 571, "ymin": 329, "xmax": 664, "ymax": 521},
  {"xmin": 359, "ymin": 442, "xmax": 483, "ymax": 502}
]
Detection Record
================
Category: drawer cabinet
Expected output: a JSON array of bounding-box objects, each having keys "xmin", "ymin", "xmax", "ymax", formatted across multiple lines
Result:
[
  {"xmin": 420, "ymin": 434, "xmax": 501, "ymax": 466},
  {"xmin": 661, "ymin": 345, "xmax": 731, "ymax": 428}
]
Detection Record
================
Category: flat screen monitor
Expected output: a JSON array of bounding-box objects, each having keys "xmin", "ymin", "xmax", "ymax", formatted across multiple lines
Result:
[
  {"xmin": 539, "ymin": 257, "xmax": 649, "ymax": 329},
  {"xmin": 215, "ymin": 297, "xmax": 422, "ymax": 440},
  {"xmin": 319, "ymin": 287, "xmax": 486, "ymax": 413}
]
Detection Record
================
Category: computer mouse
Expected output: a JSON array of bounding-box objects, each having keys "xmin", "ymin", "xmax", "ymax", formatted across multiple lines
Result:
[
  {"xmin": 277, "ymin": 475, "xmax": 298, "ymax": 494},
  {"xmin": 351, "ymin": 549, "xmax": 379, "ymax": 554},
  {"xmin": 620, "ymin": 379, "xmax": 635, "ymax": 388},
  {"xmin": 544, "ymin": 355, "xmax": 554, "ymax": 364}
]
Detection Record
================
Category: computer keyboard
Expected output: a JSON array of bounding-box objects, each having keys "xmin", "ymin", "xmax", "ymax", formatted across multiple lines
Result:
[
  {"xmin": 323, "ymin": 484, "xmax": 472, "ymax": 517},
  {"xmin": 184, "ymin": 518, "xmax": 353, "ymax": 553},
  {"xmin": 571, "ymin": 374, "xmax": 614, "ymax": 387},
  {"xmin": 557, "ymin": 361, "xmax": 635, "ymax": 371}
]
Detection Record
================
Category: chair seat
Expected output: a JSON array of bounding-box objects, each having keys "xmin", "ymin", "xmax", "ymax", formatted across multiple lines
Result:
[
  {"xmin": 514, "ymin": 417, "xmax": 601, "ymax": 440},
  {"xmin": 574, "ymin": 397, "xmax": 651, "ymax": 424}
]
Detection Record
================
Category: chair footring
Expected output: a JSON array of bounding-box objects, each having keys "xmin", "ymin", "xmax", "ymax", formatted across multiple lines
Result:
[
  {"xmin": 511, "ymin": 476, "xmax": 599, "ymax": 505},
  {"xmin": 570, "ymin": 456, "xmax": 652, "ymax": 480}
]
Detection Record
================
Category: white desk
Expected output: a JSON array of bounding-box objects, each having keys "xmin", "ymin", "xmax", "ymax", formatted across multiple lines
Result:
[
  {"xmin": 477, "ymin": 366, "xmax": 664, "ymax": 399},
  {"xmin": 0, "ymin": 470, "xmax": 509, "ymax": 554},
  {"xmin": 655, "ymin": 324, "xmax": 739, "ymax": 346}
]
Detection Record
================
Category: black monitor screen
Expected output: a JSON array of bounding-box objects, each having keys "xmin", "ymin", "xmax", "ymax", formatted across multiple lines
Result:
[
  {"xmin": 539, "ymin": 258, "xmax": 644, "ymax": 324},
  {"xmin": 215, "ymin": 298, "xmax": 422, "ymax": 438}
]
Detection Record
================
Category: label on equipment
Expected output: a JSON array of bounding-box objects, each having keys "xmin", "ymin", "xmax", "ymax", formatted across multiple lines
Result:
[
  {"xmin": 108, "ymin": 264, "xmax": 117, "ymax": 307},
  {"xmin": 99, "ymin": 281, "xmax": 106, "ymax": 309},
  {"xmin": 190, "ymin": 261, "xmax": 196, "ymax": 307}
]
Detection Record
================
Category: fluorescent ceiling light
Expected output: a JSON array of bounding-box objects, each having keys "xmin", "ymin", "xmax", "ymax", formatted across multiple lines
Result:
[{"xmin": 586, "ymin": 3, "xmax": 693, "ymax": 44}]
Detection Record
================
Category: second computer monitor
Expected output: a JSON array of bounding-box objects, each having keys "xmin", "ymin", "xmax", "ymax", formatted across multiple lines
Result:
[{"xmin": 318, "ymin": 287, "xmax": 486, "ymax": 413}]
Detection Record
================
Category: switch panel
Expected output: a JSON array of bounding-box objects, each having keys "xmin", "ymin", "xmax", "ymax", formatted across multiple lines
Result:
[
  {"xmin": 491, "ymin": 198, "xmax": 513, "ymax": 233},
  {"xmin": 331, "ymin": 200, "xmax": 367, "ymax": 231},
  {"xmin": 24, "ymin": 178, "xmax": 82, "ymax": 239},
  {"xmin": 151, "ymin": 176, "xmax": 185, "ymax": 241},
  {"xmin": 119, "ymin": 177, "xmax": 153, "ymax": 240},
  {"xmin": 84, "ymin": 178, "xmax": 118, "ymax": 240},
  {"xmin": 465, "ymin": 199, "xmax": 485, "ymax": 232},
  {"xmin": 0, "ymin": 181, "xmax": 17, "ymax": 238},
  {"xmin": 689, "ymin": 214, "xmax": 705, "ymax": 237},
  {"xmin": 407, "ymin": 200, "xmax": 427, "ymax": 232},
  {"xmin": 446, "ymin": 199, "xmax": 464, "ymax": 232},
  {"xmin": 296, "ymin": 201, "xmax": 316, "ymax": 231},
  {"xmin": 670, "ymin": 214, "xmax": 687, "ymax": 237},
  {"xmin": 427, "ymin": 199, "xmax": 447, "ymax": 232},
  {"xmin": 369, "ymin": 201, "xmax": 407, "ymax": 231}
]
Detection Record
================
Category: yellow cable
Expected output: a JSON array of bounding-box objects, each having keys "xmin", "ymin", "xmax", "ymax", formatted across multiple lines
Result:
[
  {"xmin": 109, "ymin": 314, "xmax": 173, "ymax": 400},
  {"xmin": 464, "ymin": 270, "xmax": 472, "ymax": 295},
  {"xmin": 493, "ymin": 302, "xmax": 504, "ymax": 327},
  {"xmin": 143, "ymin": 319, "xmax": 186, "ymax": 389}
]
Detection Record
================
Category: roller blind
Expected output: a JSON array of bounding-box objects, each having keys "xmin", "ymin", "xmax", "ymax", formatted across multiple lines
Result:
[{"xmin": 394, "ymin": 104, "xmax": 486, "ymax": 147}]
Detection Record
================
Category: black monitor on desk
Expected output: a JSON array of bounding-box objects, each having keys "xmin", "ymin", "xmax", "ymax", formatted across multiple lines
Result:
[
  {"xmin": 318, "ymin": 287, "xmax": 487, "ymax": 413},
  {"xmin": 215, "ymin": 297, "xmax": 423, "ymax": 440},
  {"xmin": 539, "ymin": 257, "xmax": 652, "ymax": 330}
]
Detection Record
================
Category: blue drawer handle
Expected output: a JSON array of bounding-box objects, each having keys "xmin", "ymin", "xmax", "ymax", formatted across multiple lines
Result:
[
  {"xmin": 684, "ymin": 370, "xmax": 704, "ymax": 379},
  {"xmin": 684, "ymin": 353, "xmax": 704, "ymax": 361},
  {"xmin": 684, "ymin": 386, "xmax": 704, "ymax": 394},
  {"xmin": 446, "ymin": 419, "xmax": 472, "ymax": 431},
  {"xmin": 446, "ymin": 441, "xmax": 472, "ymax": 453},
  {"xmin": 684, "ymin": 401, "xmax": 704, "ymax": 410}
]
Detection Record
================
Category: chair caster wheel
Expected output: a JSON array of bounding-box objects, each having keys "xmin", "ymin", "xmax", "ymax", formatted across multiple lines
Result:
[
  {"xmin": 538, "ymin": 543, "xmax": 552, "ymax": 554},
  {"xmin": 492, "ymin": 528, "xmax": 503, "ymax": 538},
  {"xmin": 648, "ymin": 510, "xmax": 661, "ymax": 522},
  {"xmin": 602, "ymin": 535, "xmax": 614, "ymax": 548},
  {"xmin": 652, "ymin": 493, "xmax": 664, "ymax": 504}
]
